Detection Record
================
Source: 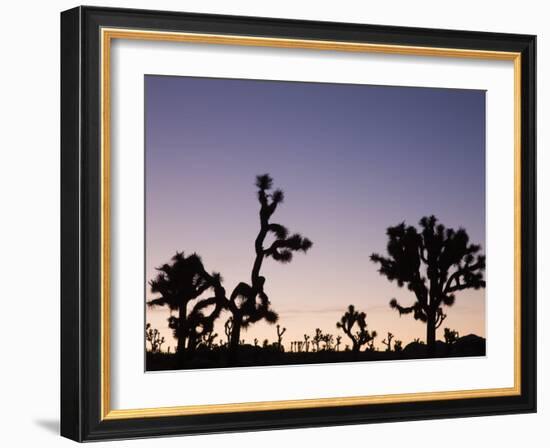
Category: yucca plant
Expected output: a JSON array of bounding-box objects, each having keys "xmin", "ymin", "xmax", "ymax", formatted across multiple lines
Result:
[
  {"xmin": 371, "ymin": 215, "xmax": 485, "ymax": 355},
  {"xmin": 226, "ymin": 174, "xmax": 313, "ymax": 354},
  {"xmin": 336, "ymin": 305, "xmax": 377, "ymax": 352}
]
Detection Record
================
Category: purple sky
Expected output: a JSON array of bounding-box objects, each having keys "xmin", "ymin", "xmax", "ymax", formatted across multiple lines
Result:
[{"xmin": 145, "ymin": 75, "xmax": 486, "ymax": 351}]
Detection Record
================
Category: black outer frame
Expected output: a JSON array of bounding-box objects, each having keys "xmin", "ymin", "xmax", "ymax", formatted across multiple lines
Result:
[{"xmin": 60, "ymin": 6, "xmax": 536, "ymax": 442}]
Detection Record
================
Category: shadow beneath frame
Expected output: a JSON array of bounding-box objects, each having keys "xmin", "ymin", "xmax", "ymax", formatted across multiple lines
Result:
[{"xmin": 34, "ymin": 419, "xmax": 59, "ymax": 435}]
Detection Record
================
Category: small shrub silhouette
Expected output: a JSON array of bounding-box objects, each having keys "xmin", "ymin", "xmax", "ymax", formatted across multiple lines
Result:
[
  {"xmin": 303, "ymin": 334, "xmax": 311, "ymax": 352},
  {"xmin": 371, "ymin": 215, "xmax": 485, "ymax": 355},
  {"xmin": 276, "ymin": 324, "xmax": 287, "ymax": 351},
  {"xmin": 444, "ymin": 328, "xmax": 459, "ymax": 346},
  {"xmin": 145, "ymin": 323, "xmax": 165, "ymax": 353},
  {"xmin": 312, "ymin": 328, "xmax": 323, "ymax": 352},
  {"xmin": 336, "ymin": 305, "xmax": 377, "ymax": 352},
  {"xmin": 382, "ymin": 332, "xmax": 394, "ymax": 352}
]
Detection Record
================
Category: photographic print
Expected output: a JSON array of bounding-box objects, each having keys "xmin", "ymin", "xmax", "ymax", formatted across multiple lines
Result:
[
  {"xmin": 61, "ymin": 8, "xmax": 536, "ymax": 439},
  {"xmin": 144, "ymin": 75, "xmax": 487, "ymax": 371}
]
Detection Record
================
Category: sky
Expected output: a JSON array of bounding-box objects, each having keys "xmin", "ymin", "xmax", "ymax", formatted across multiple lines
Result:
[{"xmin": 144, "ymin": 75, "xmax": 486, "ymax": 352}]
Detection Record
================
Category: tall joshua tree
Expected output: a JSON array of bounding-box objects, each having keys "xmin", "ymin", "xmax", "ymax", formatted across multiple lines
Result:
[
  {"xmin": 336, "ymin": 305, "xmax": 377, "ymax": 352},
  {"xmin": 227, "ymin": 174, "xmax": 312, "ymax": 352},
  {"xmin": 371, "ymin": 215, "xmax": 485, "ymax": 355}
]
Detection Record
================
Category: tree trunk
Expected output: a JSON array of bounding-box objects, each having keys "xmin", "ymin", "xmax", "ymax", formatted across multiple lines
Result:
[
  {"xmin": 175, "ymin": 304, "xmax": 187, "ymax": 366},
  {"xmin": 228, "ymin": 317, "xmax": 242, "ymax": 363},
  {"xmin": 426, "ymin": 313, "xmax": 437, "ymax": 356}
]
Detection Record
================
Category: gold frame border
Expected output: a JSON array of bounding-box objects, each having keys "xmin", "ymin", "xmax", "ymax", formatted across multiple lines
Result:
[{"xmin": 100, "ymin": 28, "xmax": 522, "ymax": 421}]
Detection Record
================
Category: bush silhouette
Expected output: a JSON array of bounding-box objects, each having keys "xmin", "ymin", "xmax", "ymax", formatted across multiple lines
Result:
[
  {"xmin": 336, "ymin": 305, "xmax": 377, "ymax": 352},
  {"xmin": 382, "ymin": 332, "xmax": 394, "ymax": 352},
  {"xmin": 145, "ymin": 323, "xmax": 165, "ymax": 353},
  {"xmin": 371, "ymin": 216, "xmax": 485, "ymax": 355}
]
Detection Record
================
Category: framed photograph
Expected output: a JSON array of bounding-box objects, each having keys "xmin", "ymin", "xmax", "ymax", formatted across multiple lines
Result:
[{"xmin": 60, "ymin": 6, "xmax": 536, "ymax": 441}]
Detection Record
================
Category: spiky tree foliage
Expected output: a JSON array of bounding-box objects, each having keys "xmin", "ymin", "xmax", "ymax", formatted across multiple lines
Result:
[
  {"xmin": 336, "ymin": 305, "xmax": 377, "ymax": 352},
  {"xmin": 145, "ymin": 323, "xmax": 165, "ymax": 353},
  {"xmin": 371, "ymin": 215, "xmax": 485, "ymax": 355},
  {"xmin": 147, "ymin": 252, "xmax": 219, "ymax": 359},
  {"xmin": 382, "ymin": 332, "xmax": 394, "ymax": 352},
  {"xmin": 226, "ymin": 174, "xmax": 312, "ymax": 353},
  {"xmin": 276, "ymin": 324, "xmax": 286, "ymax": 351}
]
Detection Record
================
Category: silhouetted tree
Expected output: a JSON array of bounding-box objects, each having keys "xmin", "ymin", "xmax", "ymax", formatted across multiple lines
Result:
[
  {"xmin": 145, "ymin": 323, "xmax": 165, "ymax": 353},
  {"xmin": 335, "ymin": 335, "xmax": 342, "ymax": 352},
  {"xmin": 371, "ymin": 216, "xmax": 485, "ymax": 355},
  {"xmin": 367, "ymin": 332, "xmax": 377, "ymax": 352},
  {"xmin": 444, "ymin": 328, "xmax": 459, "ymax": 346},
  {"xmin": 224, "ymin": 317, "xmax": 233, "ymax": 346},
  {"xmin": 276, "ymin": 324, "xmax": 286, "ymax": 351},
  {"xmin": 394, "ymin": 340, "xmax": 403, "ymax": 353},
  {"xmin": 322, "ymin": 333, "xmax": 334, "ymax": 351},
  {"xmin": 382, "ymin": 332, "xmax": 394, "ymax": 352},
  {"xmin": 200, "ymin": 331, "xmax": 217, "ymax": 349},
  {"xmin": 147, "ymin": 252, "xmax": 220, "ymax": 362},
  {"xmin": 303, "ymin": 334, "xmax": 311, "ymax": 352},
  {"xmin": 336, "ymin": 305, "xmax": 377, "ymax": 352},
  {"xmin": 312, "ymin": 328, "xmax": 323, "ymax": 352},
  {"xmin": 226, "ymin": 174, "xmax": 312, "ymax": 354}
]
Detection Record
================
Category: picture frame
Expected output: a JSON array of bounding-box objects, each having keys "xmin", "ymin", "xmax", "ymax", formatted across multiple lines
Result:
[{"xmin": 60, "ymin": 6, "xmax": 536, "ymax": 441}]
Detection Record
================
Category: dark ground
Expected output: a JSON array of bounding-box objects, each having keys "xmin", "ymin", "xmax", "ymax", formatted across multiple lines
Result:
[{"xmin": 146, "ymin": 334, "xmax": 485, "ymax": 371}]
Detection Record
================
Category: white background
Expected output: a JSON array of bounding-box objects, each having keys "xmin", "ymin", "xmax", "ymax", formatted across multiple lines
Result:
[
  {"xmin": 111, "ymin": 39, "xmax": 515, "ymax": 409},
  {"xmin": 0, "ymin": 0, "xmax": 547, "ymax": 446}
]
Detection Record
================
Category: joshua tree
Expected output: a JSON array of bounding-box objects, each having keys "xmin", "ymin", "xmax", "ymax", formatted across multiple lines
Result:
[
  {"xmin": 276, "ymin": 324, "xmax": 286, "ymax": 351},
  {"xmin": 382, "ymin": 332, "xmax": 394, "ymax": 352},
  {"xmin": 366, "ymin": 333, "xmax": 377, "ymax": 352},
  {"xmin": 394, "ymin": 340, "xmax": 403, "ymax": 353},
  {"xmin": 303, "ymin": 334, "xmax": 311, "ymax": 352},
  {"xmin": 200, "ymin": 331, "xmax": 217, "ymax": 349},
  {"xmin": 444, "ymin": 328, "xmax": 459, "ymax": 346},
  {"xmin": 312, "ymin": 328, "xmax": 323, "ymax": 352},
  {"xmin": 322, "ymin": 333, "xmax": 335, "ymax": 351},
  {"xmin": 335, "ymin": 335, "xmax": 342, "ymax": 352},
  {"xmin": 147, "ymin": 252, "xmax": 222, "ymax": 360},
  {"xmin": 224, "ymin": 317, "xmax": 233, "ymax": 346},
  {"xmin": 145, "ymin": 323, "xmax": 165, "ymax": 353},
  {"xmin": 254, "ymin": 338, "xmax": 259, "ymax": 347},
  {"xmin": 226, "ymin": 174, "xmax": 312, "ymax": 354},
  {"xmin": 336, "ymin": 305, "xmax": 377, "ymax": 352},
  {"xmin": 371, "ymin": 215, "xmax": 485, "ymax": 355},
  {"xmin": 262, "ymin": 339, "xmax": 269, "ymax": 348},
  {"xmin": 149, "ymin": 175, "xmax": 313, "ymax": 364}
]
